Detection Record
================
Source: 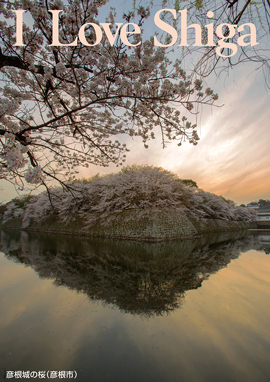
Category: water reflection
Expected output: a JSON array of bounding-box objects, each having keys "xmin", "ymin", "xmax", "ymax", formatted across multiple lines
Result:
[
  {"xmin": 256, "ymin": 232, "xmax": 270, "ymax": 254},
  {"xmin": 0, "ymin": 229, "xmax": 264, "ymax": 317}
]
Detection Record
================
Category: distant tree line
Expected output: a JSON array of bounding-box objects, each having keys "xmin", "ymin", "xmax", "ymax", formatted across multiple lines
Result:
[{"xmin": 241, "ymin": 199, "xmax": 270, "ymax": 208}]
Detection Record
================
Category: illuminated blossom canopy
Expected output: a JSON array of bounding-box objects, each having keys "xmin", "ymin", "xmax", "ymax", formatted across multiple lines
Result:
[
  {"xmin": 0, "ymin": 0, "xmax": 219, "ymax": 190},
  {"xmin": 2, "ymin": 165, "xmax": 257, "ymax": 227}
]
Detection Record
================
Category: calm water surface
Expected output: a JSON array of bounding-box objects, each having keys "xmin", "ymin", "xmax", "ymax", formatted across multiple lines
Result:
[{"xmin": 0, "ymin": 229, "xmax": 270, "ymax": 382}]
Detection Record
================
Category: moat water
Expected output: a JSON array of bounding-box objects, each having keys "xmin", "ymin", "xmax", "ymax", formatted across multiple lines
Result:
[{"xmin": 0, "ymin": 229, "xmax": 270, "ymax": 382}]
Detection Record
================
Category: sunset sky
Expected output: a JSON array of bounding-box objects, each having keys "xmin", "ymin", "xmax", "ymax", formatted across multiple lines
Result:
[
  {"xmin": 1, "ymin": 1, "xmax": 269, "ymax": 205},
  {"xmin": 83, "ymin": 65, "xmax": 270, "ymax": 205}
]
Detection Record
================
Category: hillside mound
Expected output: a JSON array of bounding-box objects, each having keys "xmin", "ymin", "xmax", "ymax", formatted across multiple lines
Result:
[{"xmin": 1, "ymin": 166, "xmax": 256, "ymax": 239}]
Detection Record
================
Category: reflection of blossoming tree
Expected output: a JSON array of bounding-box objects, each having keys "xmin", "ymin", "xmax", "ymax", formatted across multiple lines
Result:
[
  {"xmin": 0, "ymin": 229, "xmax": 262, "ymax": 317},
  {"xmin": 0, "ymin": 0, "xmax": 218, "ymax": 190}
]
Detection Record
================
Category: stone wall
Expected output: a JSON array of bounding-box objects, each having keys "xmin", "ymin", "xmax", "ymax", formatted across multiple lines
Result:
[
  {"xmin": 83, "ymin": 210, "xmax": 198, "ymax": 241},
  {"xmin": 0, "ymin": 208, "xmax": 257, "ymax": 241}
]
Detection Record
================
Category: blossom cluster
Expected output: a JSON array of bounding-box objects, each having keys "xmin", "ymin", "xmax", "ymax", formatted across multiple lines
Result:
[
  {"xmin": 0, "ymin": 133, "xmax": 27, "ymax": 170},
  {"xmin": 24, "ymin": 166, "xmax": 44, "ymax": 184}
]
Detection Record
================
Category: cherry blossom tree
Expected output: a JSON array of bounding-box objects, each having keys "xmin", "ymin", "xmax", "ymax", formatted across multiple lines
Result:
[
  {"xmin": 0, "ymin": 0, "xmax": 218, "ymax": 190},
  {"xmin": 1, "ymin": 165, "xmax": 256, "ymax": 227}
]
